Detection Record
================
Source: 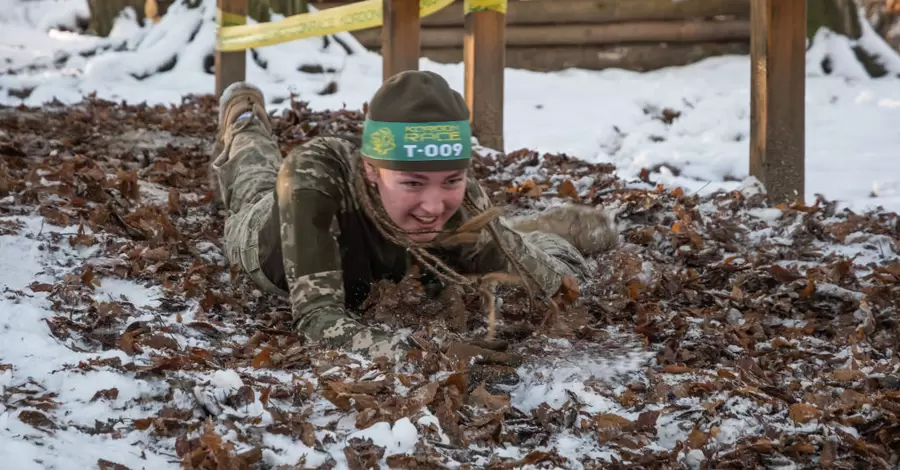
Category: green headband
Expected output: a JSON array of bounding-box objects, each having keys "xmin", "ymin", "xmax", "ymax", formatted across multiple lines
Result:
[{"xmin": 361, "ymin": 118, "xmax": 472, "ymax": 171}]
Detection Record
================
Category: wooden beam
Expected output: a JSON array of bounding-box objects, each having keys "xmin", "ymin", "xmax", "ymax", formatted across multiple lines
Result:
[
  {"xmin": 424, "ymin": 42, "xmax": 750, "ymax": 72},
  {"xmin": 215, "ymin": 0, "xmax": 248, "ymax": 97},
  {"xmin": 464, "ymin": 9, "xmax": 505, "ymax": 152},
  {"xmin": 382, "ymin": 0, "xmax": 420, "ymax": 81},
  {"xmin": 315, "ymin": 0, "xmax": 751, "ymax": 26},
  {"xmin": 353, "ymin": 19, "xmax": 751, "ymax": 48},
  {"xmin": 749, "ymin": 0, "xmax": 806, "ymax": 204}
]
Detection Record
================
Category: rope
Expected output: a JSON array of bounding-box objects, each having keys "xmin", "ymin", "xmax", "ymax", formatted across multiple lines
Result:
[{"xmin": 352, "ymin": 163, "xmax": 553, "ymax": 334}]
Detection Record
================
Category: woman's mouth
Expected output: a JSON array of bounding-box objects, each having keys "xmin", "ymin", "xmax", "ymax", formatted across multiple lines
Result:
[{"xmin": 411, "ymin": 214, "xmax": 439, "ymax": 227}]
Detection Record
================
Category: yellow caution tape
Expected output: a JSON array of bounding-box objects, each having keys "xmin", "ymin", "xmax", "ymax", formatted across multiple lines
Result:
[
  {"xmin": 217, "ymin": 0, "xmax": 456, "ymax": 52},
  {"xmin": 464, "ymin": 0, "xmax": 507, "ymax": 15}
]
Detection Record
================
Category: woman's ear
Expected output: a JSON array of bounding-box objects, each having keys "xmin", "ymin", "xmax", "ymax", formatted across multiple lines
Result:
[{"xmin": 363, "ymin": 162, "xmax": 380, "ymax": 185}]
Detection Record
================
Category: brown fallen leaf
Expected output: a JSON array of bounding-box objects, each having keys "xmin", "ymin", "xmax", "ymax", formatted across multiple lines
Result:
[
  {"xmin": 634, "ymin": 409, "xmax": 661, "ymax": 431},
  {"xmin": 554, "ymin": 275, "xmax": 580, "ymax": 304},
  {"xmin": 484, "ymin": 451, "xmax": 558, "ymax": 470},
  {"xmin": 18, "ymin": 410, "xmax": 56, "ymax": 430},
  {"xmin": 717, "ymin": 369, "xmax": 738, "ymax": 380},
  {"xmin": 661, "ymin": 364, "xmax": 696, "ymax": 374},
  {"xmin": 300, "ymin": 422, "xmax": 317, "ymax": 447},
  {"xmin": 141, "ymin": 334, "xmax": 179, "ymax": 351},
  {"xmin": 786, "ymin": 441, "xmax": 816, "ymax": 455},
  {"xmin": 119, "ymin": 331, "xmax": 140, "ymax": 356},
  {"xmin": 98, "ymin": 459, "xmax": 131, "ymax": 470},
  {"xmin": 81, "ymin": 265, "xmax": 101, "ymax": 288},
  {"xmin": 252, "ymin": 347, "xmax": 274, "ymax": 369},
  {"xmin": 507, "ymin": 179, "xmax": 545, "ymax": 197},
  {"xmin": 594, "ymin": 413, "xmax": 632, "ymax": 430},
  {"xmin": 831, "ymin": 369, "xmax": 866, "ymax": 382},
  {"xmin": 820, "ymin": 439, "xmax": 835, "ymax": 468},
  {"xmin": 557, "ymin": 179, "xmax": 580, "ymax": 200},
  {"xmin": 328, "ymin": 379, "xmax": 390, "ymax": 396},
  {"xmin": 168, "ymin": 188, "xmax": 182, "ymax": 214},
  {"xmin": 687, "ymin": 427, "xmax": 708, "ymax": 449},
  {"xmin": 142, "ymin": 246, "xmax": 170, "ymax": 262},
  {"xmin": 749, "ymin": 437, "xmax": 774, "ymax": 453},
  {"xmin": 799, "ymin": 279, "xmax": 815, "ymax": 298},
  {"xmin": 770, "ymin": 265, "xmax": 804, "ymax": 283},
  {"xmin": 386, "ymin": 454, "xmax": 450, "ymax": 469},
  {"xmin": 625, "ymin": 279, "xmax": 644, "ymax": 300},
  {"xmin": 770, "ymin": 337, "xmax": 795, "ymax": 349},
  {"xmin": 133, "ymin": 418, "xmax": 153, "ymax": 430},
  {"xmin": 789, "ymin": 403, "xmax": 822, "ymax": 424},
  {"xmin": 618, "ymin": 389, "xmax": 638, "ymax": 407},
  {"xmin": 29, "ymin": 282, "xmax": 54, "ymax": 293},
  {"xmin": 91, "ymin": 388, "xmax": 119, "ymax": 402},
  {"xmin": 469, "ymin": 384, "xmax": 510, "ymax": 411},
  {"xmin": 344, "ymin": 437, "xmax": 385, "ymax": 470}
]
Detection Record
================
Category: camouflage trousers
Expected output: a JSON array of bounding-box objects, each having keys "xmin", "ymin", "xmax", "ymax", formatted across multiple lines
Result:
[
  {"xmin": 210, "ymin": 117, "xmax": 288, "ymax": 298},
  {"xmin": 209, "ymin": 117, "xmax": 593, "ymax": 305}
]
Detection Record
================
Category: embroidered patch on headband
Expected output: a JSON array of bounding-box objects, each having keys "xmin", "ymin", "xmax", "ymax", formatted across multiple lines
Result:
[{"xmin": 361, "ymin": 119, "xmax": 472, "ymax": 163}]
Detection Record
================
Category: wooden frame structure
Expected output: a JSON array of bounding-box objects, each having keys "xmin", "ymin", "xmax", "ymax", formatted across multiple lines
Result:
[
  {"xmin": 215, "ymin": 0, "xmax": 506, "ymax": 151},
  {"xmin": 215, "ymin": 0, "xmax": 807, "ymax": 204},
  {"xmin": 750, "ymin": 0, "xmax": 806, "ymax": 205}
]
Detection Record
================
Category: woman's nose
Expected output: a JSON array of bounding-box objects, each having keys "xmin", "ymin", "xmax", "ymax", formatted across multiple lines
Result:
[{"xmin": 419, "ymin": 189, "xmax": 446, "ymax": 214}]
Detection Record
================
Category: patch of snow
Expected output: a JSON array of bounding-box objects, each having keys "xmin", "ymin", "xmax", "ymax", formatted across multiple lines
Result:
[
  {"xmin": 510, "ymin": 337, "xmax": 653, "ymax": 413},
  {"xmin": 92, "ymin": 276, "xmax": 162, "ymax": 309},
  {"xmin": 0, "ymin": 215, "xmax": 179, "ymax": 470}
]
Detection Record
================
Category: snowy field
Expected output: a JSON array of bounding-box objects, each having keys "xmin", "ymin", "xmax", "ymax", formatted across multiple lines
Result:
[{"xmin": 2, "ymin": 0, "xmax": 900, "ymax": 469}]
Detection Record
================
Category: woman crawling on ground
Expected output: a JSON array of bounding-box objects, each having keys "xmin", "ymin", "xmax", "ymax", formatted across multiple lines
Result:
[{"xmin": 209, "ymin": 70, "xmax": 618, "ymax": 360}]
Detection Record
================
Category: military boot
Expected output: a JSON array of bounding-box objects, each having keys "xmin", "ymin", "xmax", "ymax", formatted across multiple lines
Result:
[
  {"xmin": 506, "ymin": 204, "xmax": 619, "ymax": 256},
  {"xmin": 212, "ymin": 81, "xmax": 273, "ymax": 158},
  {"xmin": 210, "ymin": 82, "xmax": 276, "ymax": 207}
]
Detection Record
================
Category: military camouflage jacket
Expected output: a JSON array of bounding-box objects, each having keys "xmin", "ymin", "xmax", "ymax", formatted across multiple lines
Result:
[{"xmin": 268, "ymin": 137, "xmax": 571, "ymax": 341}]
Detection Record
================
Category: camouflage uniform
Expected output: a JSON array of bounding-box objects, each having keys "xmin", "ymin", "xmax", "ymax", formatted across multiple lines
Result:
[{"xmin": 210, "ymin": 75, "xmax": 609, "ymax": 358}]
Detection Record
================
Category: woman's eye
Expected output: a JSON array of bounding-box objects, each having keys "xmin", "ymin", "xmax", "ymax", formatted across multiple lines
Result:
[{"xmin": 401, "ymin": 181, "xmax": 422, "ymax": 187}]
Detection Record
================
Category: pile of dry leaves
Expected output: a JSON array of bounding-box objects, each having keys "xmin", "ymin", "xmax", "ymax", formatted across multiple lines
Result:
[{"xmin": 1, "ymin": 95, "xmax": 899, "ymax": 469}]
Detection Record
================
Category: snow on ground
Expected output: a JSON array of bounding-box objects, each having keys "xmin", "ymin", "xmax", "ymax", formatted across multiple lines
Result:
[
  {"xmin": 0, "ymin": 217, "xmax": 177, "ymax": 469},
  {"xmin": 2, "ymin": 1, "xmax": 900, "ymax": 468},
  {"xmin": 2, "ymin": 0, "xmax": 900, "ymax": 213},
  {"xmin": 0, "ymin": 211, "xmax": 652, "ymax": 469}
]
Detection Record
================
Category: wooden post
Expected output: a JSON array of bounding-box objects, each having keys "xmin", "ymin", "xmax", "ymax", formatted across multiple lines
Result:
[
  {"xmin": 215, "ymin": 0, "xmax": 248, "ymax": 97},
  {"xmin": 464, "ymin": 8, "xmax": 505, "ymax": 151},
  {"xmin": 749, "ymin": 0, "xmax": 806, "ymax": 205},
  {"xmin": 382, "ymin": 0, "xmax": 420, "ymax": 81}
]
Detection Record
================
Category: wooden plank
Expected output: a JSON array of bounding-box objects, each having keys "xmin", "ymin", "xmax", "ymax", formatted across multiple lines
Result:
[
  {"xmin": 312, "ymin": 0, "xmax": 750, "ymax": 26},
  {"xmin": 749, "ymin": 0, "xmax": 806, "ymax": 204},
  {"xmin": 464, "ymin": 10, "xmax": 505, "ymax": 151},
  {"xmin": 382, "ymin": 0, "xmax": 420, "ymax": 81},
  {"xmin": 354, "ymin": 19, "xmax": 751, "ymax": 48},
  {"xmin": 215, "ymin": 0, "xmax": 247, "ymax": 97},
  {"xmin": 424, "ymin": 42, "xmax": 750, "ymax": 72}
]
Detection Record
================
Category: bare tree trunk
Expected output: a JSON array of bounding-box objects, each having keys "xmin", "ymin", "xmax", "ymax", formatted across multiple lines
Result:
[
  {"xmin": 88, "ymin": 0, "xmax": 178, "ymax": 36},
  {"xmin": 807, "ymin": 0, "xmax": 861, "ymax": 39}
]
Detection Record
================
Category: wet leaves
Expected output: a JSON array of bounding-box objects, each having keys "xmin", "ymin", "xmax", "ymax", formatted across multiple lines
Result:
[{"xmin": 1, "ymin": 97, "xmax": 899, "ymax": 469}]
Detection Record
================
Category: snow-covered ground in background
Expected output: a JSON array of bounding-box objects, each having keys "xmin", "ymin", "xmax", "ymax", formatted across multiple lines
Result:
[{"xmin": 2, "ymin": 0, "xmax": 900, "ymax": 212}]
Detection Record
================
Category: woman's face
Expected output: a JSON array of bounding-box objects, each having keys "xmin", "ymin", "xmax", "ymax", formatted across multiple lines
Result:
[{"xmin": 367, "ymin": 166, "xmax": 468, "ymax": 242}]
